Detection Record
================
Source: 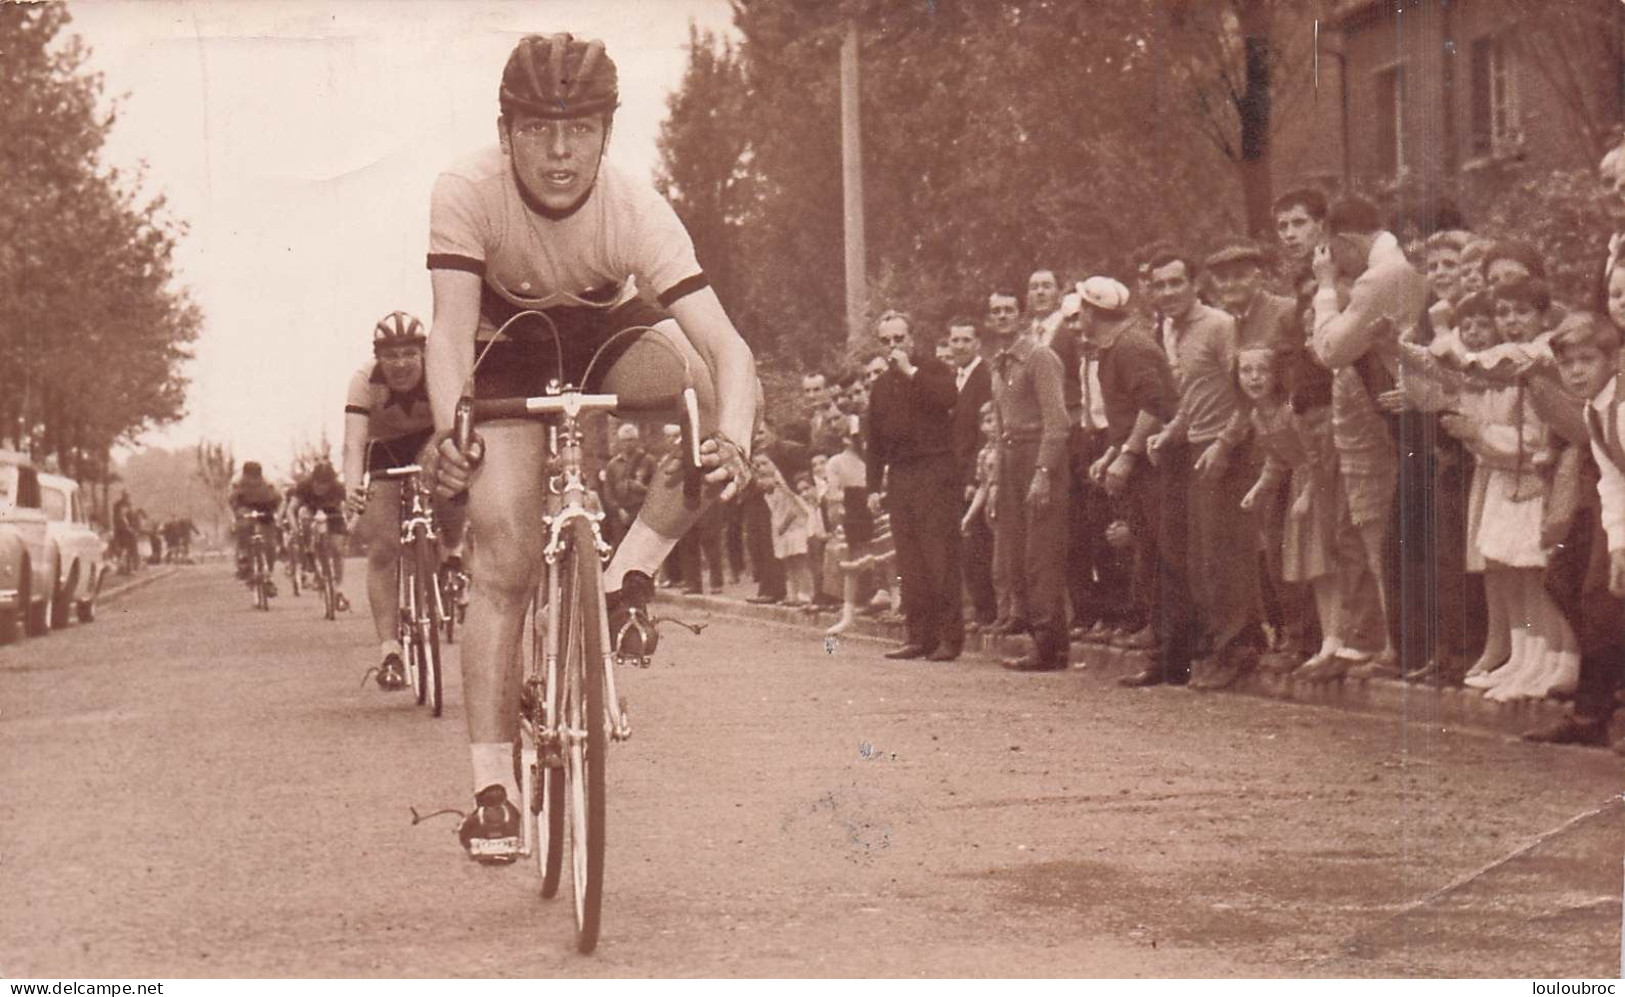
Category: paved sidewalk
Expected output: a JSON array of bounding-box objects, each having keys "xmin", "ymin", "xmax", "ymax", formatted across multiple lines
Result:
[{"xmin": 655, "ymin": 575, "xmax": 1609, "ymax": 744}]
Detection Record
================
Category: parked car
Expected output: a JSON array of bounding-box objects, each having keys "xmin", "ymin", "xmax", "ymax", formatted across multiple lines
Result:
[
  {"xmin": 0, "ymin": 451, "xmax": 56, "ymax": 643},
  {"xmin": 39, "ymin": 471, "xmax": 107, "ymax": 627}
]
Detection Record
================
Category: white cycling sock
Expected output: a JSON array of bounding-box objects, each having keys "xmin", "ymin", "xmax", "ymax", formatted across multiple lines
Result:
[
  {"xmin": 603, "ymin": 519, "xmax": 679, "ymax": 593},
  {"xmin": 380, "ymin": 639, "xmax": 402, "ymax": 661},
  {"xmin": 470, "ymin": 742, "xmax": 520, "ymax": 802}
]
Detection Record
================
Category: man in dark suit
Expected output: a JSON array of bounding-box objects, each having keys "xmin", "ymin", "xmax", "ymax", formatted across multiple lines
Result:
[
  {"xmin": 947, "ymin": 316, "xmax": 995, "ymax": 626},
  {"xmin": 867, "ymin": 309, "xmax": 964, "ymax": 660}
]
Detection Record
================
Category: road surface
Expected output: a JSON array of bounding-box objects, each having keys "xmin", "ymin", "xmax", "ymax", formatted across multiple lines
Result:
[{"xmin": 2, "ymin": 563, "xmax": 1620, "ymax": 977}]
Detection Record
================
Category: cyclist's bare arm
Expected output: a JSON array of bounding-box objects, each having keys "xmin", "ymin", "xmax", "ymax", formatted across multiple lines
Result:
[
  {"xmin": 342, "ymin": 393, "xmax": 370, "ymax": 507},
  {"xmin": 425, "ymin": 268, "xmax": 483, "ymax": 495},
  {"xmin": 666, "ymin": 288, "xmax": 756, "ymax": 450}
]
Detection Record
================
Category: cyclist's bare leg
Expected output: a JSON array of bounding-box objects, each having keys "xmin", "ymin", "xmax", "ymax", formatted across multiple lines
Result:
[
  {"xmin": 357, "ymin": 480, "xmax": 401, "ymax": 645},
  {"xmin": 599, "ymin": 320, "xmax": 718, "ymax": 591},
  {"xmin": 463, "ymin": 420, "xmax": 549, "ymax": 796}
]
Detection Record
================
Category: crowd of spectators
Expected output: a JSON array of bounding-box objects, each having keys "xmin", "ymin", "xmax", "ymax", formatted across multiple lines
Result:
[{"xmin": 609, "ymin": 142, "xmax": 1625, "ymax": 753}]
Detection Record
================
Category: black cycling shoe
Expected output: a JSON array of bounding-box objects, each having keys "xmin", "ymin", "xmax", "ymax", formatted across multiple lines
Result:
[
  {"xmin": 605, "ymin": 570, "xmax": 658, "ymax": 659},
  {"xmin": 458, "ymin": 785, "xmax": 522, "ymax": 864},
  {"xmin": 374, "ymin": 652, "xmax": 407, "ymax": 691}
]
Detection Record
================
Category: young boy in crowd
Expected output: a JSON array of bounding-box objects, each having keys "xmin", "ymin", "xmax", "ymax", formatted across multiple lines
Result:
[{"xmin": 1524, "ymin": 312, "xmax": 1625, "ymax": 750}]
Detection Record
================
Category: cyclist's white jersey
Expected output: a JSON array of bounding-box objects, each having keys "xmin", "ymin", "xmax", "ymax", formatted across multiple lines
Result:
[{"xmin": 426, "ymin": 147, "xmax": 709, "ymax": 333}]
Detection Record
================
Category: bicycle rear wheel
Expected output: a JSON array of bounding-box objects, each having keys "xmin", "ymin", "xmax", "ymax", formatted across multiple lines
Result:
[
  {"xmin": 254, "ymin": 548, "xmax": 270, "ymax": 611},
  {"xmin": 287, "ymin": 547, "xmax": 301, "ymax": 598},
  {"xmin": 415, "ymin": 539, "xmax": 443, "ymax": 717},
  {"xmin": 562, "ymin": 517, "xmax": 608, "ymax": 954}
]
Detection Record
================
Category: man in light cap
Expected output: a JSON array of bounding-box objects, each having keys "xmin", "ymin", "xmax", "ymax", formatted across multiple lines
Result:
[
  {"xmin": 603, "ymin": 422, "xmax": 655, "ymax": 548},
  {"xmin": 1056, "ymin": 288, "xmax": 1133, "ymax": 649},
  {"xmin": 1077, "ymin": 277, "xmax": 1180, "ymax": 675}
]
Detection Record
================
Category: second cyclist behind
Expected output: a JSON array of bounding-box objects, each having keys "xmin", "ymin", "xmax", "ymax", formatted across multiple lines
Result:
[{"xmin": 345, "ymin": 311, "xmax": 467, "ymax": 690}]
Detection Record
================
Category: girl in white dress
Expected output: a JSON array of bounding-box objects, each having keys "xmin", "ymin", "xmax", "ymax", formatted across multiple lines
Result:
[{"xmin": 1443, "ymin": 278, "xmax": 1579, "ymax": 701}]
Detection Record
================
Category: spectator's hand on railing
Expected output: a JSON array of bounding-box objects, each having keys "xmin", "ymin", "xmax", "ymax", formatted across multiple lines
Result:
[
  {"xmin": 1145, "ymin": 430, "xmax": 1168, "ymax": 468},
  {"xmin": 345, "ymin": 486, "xmax": 368, "ymax": 518},
  {"xmin": 1103, "ymin": 452, "xmax": 1135, "ymax": 497},
  {"xmin": 1376, "ymin": 387, "xmax": 1410, "ymax": 413},
  {"xmin": 867, "ymin": 492, "xmax": 884, "ymax": 516},
  {"xmin": 1026, "ymin": 467, "xmax": 1052, "ymax": 510},
  {"xmin": 1104, "ymin": 519, "xmax": 1132, "ymax": 549},
  {"xmin": 1193, "ymin": 439, "xmax": 1230, "ymax": 480},
  {"xmin": 1089, "ymin": 447, "xmax": 1115, "ymax": 487}
]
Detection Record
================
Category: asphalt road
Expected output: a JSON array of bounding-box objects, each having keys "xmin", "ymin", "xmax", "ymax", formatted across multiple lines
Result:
[{"xmin": 2, "ymin": 562, "xmax": 1620, "ymax": 978}]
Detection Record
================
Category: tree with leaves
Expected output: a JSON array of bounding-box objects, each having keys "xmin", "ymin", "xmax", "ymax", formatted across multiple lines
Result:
[{"xmin": 0, "ymin": 3, "xmax": 198, "ymax": 484}]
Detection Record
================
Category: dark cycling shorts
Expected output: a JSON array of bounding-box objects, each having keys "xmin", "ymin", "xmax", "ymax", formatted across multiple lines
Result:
[{"xmin": 472, "ymin": 297, "xmax": 669, "ymax": 400}]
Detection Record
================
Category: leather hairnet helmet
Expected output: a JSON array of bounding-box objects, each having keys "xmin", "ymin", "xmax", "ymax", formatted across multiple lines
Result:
[
  {"xmin": 500, "ymin": 33, "xmax": 619, "ymax": 120},
  {"xmin": 373, "ymin": 311, "xmax": 426, "ymax": 353}
]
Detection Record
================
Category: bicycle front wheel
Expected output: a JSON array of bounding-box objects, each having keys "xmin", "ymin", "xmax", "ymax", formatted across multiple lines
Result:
[
  {"xmin": 319, "ymin": 542, "xmax": 337, "ymax": 621},
  {"xmin": 562, "ymin": 517, "xmax": 608, "ymax": 954},
  {"xmin": 415, "ymin": 539, "xmax": 443, "ymax": 717},
  {"xmin": 403, "ymin": 554, "xmax": 427, "ymax": 706}
]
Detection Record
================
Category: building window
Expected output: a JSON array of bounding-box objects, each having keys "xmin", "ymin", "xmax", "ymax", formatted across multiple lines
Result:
[
  {"xmin": 1375, "ymin": 64, "xmax": 1406, "ymax": 177},
  {"xmin": 1470, "ymin": 35, "xmax": 1520, "ymax": 158}
]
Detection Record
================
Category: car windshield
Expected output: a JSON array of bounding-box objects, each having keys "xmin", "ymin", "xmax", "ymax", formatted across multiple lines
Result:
[
  {"xmin": 0, "ymin": 466, "xmax": 14, "ymax": 509},
  {"xmin": 41, "ymin": 486, "xmax": 68, "ymax": 521}
]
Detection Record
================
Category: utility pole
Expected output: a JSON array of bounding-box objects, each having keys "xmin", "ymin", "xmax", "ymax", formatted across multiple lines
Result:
[{"xmin": 840, "ymin": 21, "xmax": 868, "ymax": 349}]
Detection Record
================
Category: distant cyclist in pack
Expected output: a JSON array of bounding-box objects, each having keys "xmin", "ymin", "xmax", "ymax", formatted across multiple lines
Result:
[
  {"xmin": 287, "ymin": 459, "xmax": 353, "ymax": 614},
  {"xmin": 229, "ymin": 461, "xmax": 282, "ymax": 592},
  {"xmin": 345, "ymin": 311, "xmax": 466, "ymax": 691},
  {"xmin": 422, "ymin": 33, "xmax": 758, "ymax": 861}
]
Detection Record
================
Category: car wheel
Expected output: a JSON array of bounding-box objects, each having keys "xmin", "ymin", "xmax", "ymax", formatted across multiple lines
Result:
[
  {"xmin": 50, "ymin": 560, "xmax": 74, "ymax": 630},
  {"xmin": 22, "ymin": 558, "xmax": 49, "ymax": 637}
]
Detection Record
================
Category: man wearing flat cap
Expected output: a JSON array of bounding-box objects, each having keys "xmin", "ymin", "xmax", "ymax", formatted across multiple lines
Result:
[
  {"xmin": 1206, "ymin": 238, "xmax": 1298, "ymax": 353},
  {"xmin": 1207, "ymin": 237, "xmax": 1317, "ymax": 659}
]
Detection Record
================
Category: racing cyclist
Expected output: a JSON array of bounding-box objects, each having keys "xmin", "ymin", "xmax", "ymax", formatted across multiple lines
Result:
[
  {"xmin": 423, "ymin": 33, "xmax": 757, "ymax": 862},
  {"xmin": 228, "ymin": 461, "xmax": 282, "ymax": 597},
  {"xmin": 286, "ymin": 459, "xmax": 354, "ymax": 616},
  {"xmin": 344, "ymin": 311, "xmax": 466, "ymax": 690}
]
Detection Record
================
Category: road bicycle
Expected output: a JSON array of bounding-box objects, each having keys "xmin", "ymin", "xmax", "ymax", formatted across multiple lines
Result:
[
  {"xmin": 282, "ymin": 515, "xmax": 305, "ymax": 598},
  {"xmin": 450, "ymin": 314, "xmax": 702, "ymax": 954},
  {"xmin": 308, "ymin": 509, "xmax": 345, "ymax": 622},
  {"xmin": 439, "ymin": 557, "xmax": 468, "ymax": 645},
  {"xmin": 240, "ymin": 512, "xmax": 276, "ymax": 611},
  {"xmin": 368, "ymin": 464, "xmax": 445, "ymax": 717}
]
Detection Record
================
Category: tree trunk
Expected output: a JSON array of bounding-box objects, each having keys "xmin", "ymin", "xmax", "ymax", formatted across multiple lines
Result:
[{"xmin": 1237, "ymin": 0, "xmax": 1274, "ymax": 239}]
